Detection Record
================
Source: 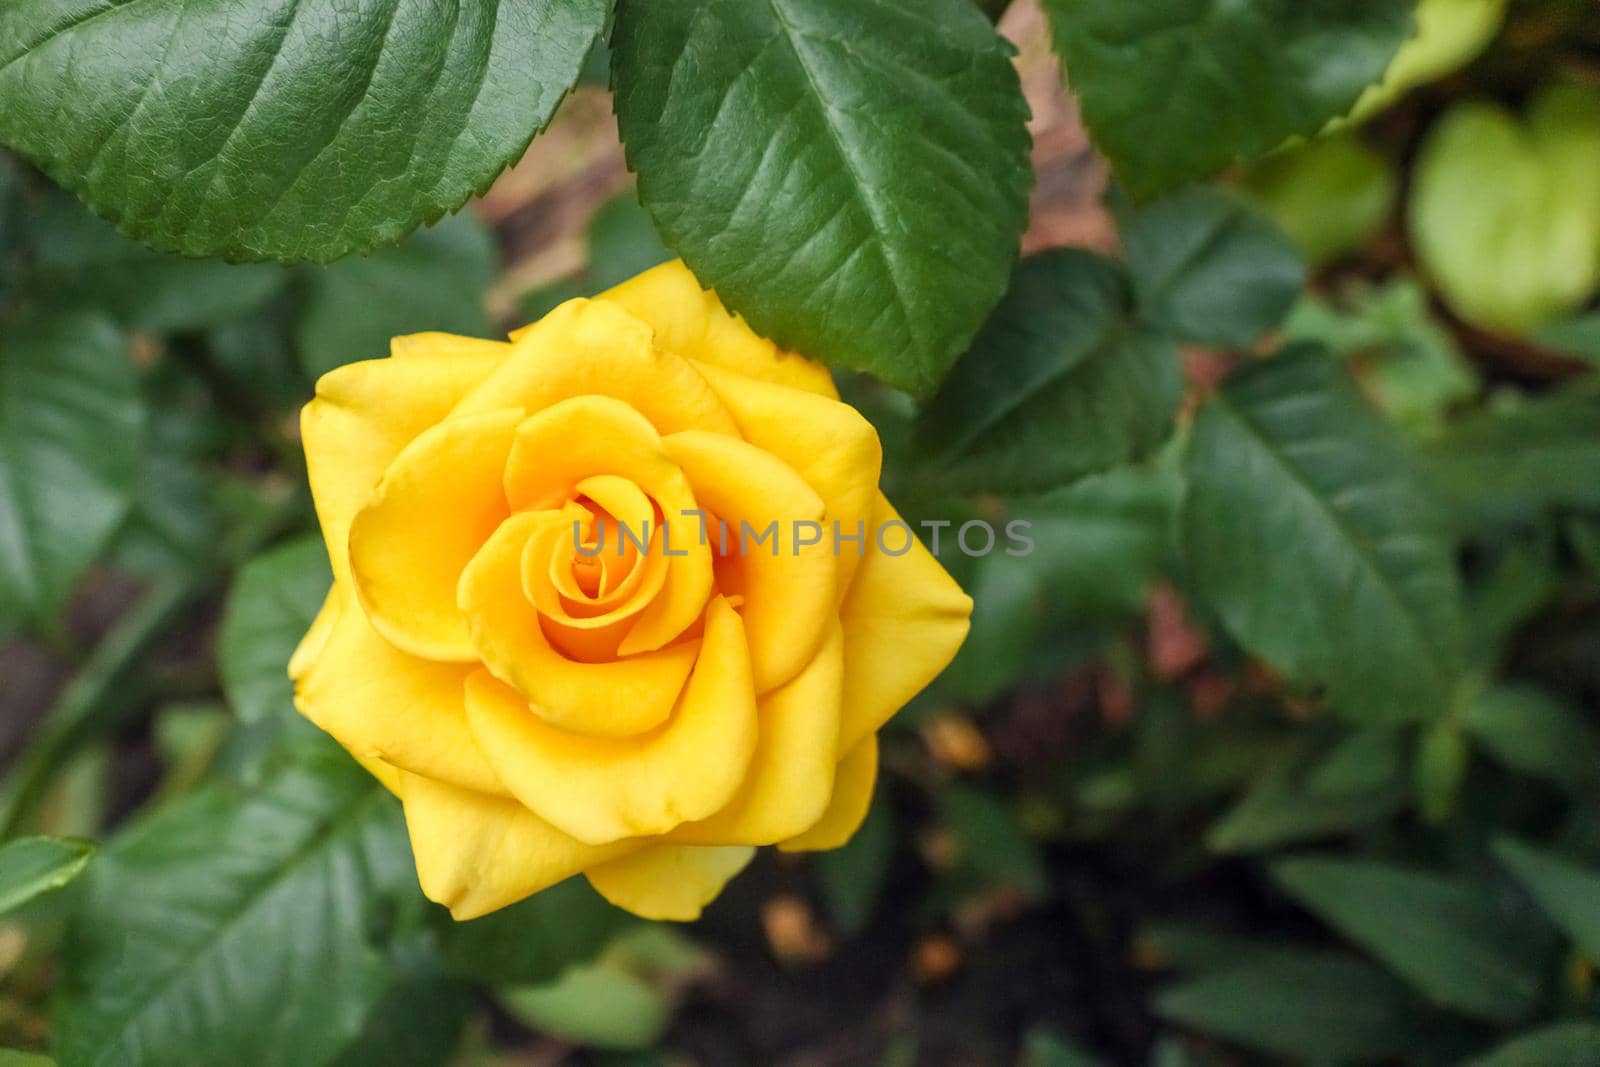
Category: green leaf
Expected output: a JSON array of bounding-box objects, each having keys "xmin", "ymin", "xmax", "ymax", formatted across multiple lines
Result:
[
  {"xmin": 1116, "ymin": 187, "xmax": 1305, "ymax": 349},
  {"xmin": 1156, "ymin": 947, "xmax": 1429, "ymax": 1060},
  {"xmin": 501, "ymin": 966, "xmax": 669, "ymax": 1052},
  {"xmin": 218, "ymin": 537, "xmax": 332, "ymax": 725},
  {"xmin": 586, "ymin": 192, "xmax": 673, "ymax": 294},
  {"xmin": 0, "ymin": 1053, "xmax": 55, "ymax": 1067},
  {"xmin": 54, "ymin": 747, "xmax": 417, "ymax": 1067},
  {"xmin": 1284, "ymin": 279, "xmax": 1478, "ymax": 436},
  {"xmin": 1465, "ymin": 1021, "xmax": 1600, "ymax": 1067},
  {"xmin": 1414, "ymin": 716, "xmax": 1468, "ymax": 823},
  {"xmin": 0, "ymin": 836, "xmax": 95, "ymax": 916},
  {"xmin": 1270, "ymin": 856, "xmax": 1545, "ymax": 1023},
  {"xmin": 443, "ymin": 875, "xmax": 629, "ymax": 987},
  {"xmin": 1043, "ymin": 0, "xmax": 1413, "ymax": 197},
  {"xmin": 332, "ymin": 933, "xmax": 473, "ymax": 1067},
  {"xmin": 295, "ymin": 212, "xmax": 496, "ymax": 378},
  {"xmin": 913, "ymin": 250, "xmax": 1182, "ymax": 493},
  {"xmin": 814, "ymin": 793, "xmax": 894, "ymax": 935},
  {"xmin": 1464, "ymin": 687, "xmax": 1600, "ymax": 790},
  {"xmin": 941, "ymin": 787, "xmax": 1048, "ymax": 901},
  {"xmin": 1307, "ymin": 728, "xmax": 1404, "ymax": 797},
  {"xmin": 613, "ymin": 0, "xmax": 1032, "ymax": 394},
  {"xmin": 1537, "ymin": 311, "xmax": 1600, "ymax": 363},
  {"xmin": 1410, "ymin": 85, "xmax": 1600, "ymax": 333},
  {"xmin": 1241, "ymin": 134, "xmax": 1398, "ymax": 266},
  {"xmin": 1208, "ymin": 748, "xmax": 1407, "ymax": 854},
  {"xmin": 1182, "ymin": 347, "xmax": 1466, "ymax": 724},
  {"xmin": 1424, "ymin": 381, "xmax": 1600, "ymax": 528},
  {"xmin": 0, "ymin": 311, "xmax": 145, "ymax": 629},
  {"xmin": 1346, "ymin": 0, "xmax": 1507, "ymax": 125},
  {"xmin": 0, "ymin": 0, "xmax": 608, "ymax": 263},
  {"xmin": 23, "ymin": 191, "xmax": 286, "ymax": 332},
  {"xmin": 1494, "ymin": 838, "xmax": 1600, "ymax": 962},
  {"xmin": 1021, "ymin": 1031, "xmax": 1107, "ymax": 1067}
]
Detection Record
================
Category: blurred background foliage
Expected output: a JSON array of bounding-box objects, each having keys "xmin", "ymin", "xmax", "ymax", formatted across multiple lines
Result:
[{"xmin": 2, "ymin": 0, "xmax": 1600, "ymax": 1065}]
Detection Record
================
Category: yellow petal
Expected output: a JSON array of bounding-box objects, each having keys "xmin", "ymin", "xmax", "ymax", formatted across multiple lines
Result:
[
  {"xmin": 780, "ymin": 736, "xmax": 879, "ymax": 853},
  {"xmin": 288, "ymin": 586, "xmax": 342, "ymax": 681},
  {"xmin": 669, "ymin": 622, "xmax": 843, "ymax": 846},
  {"xmin": 464, "ymin": 597, "xmax": 758, "ymax": 845},
  {"xmin": 388, "ymin": 332, "xmax": 512, "ymax": 362},
  {"xmin": 663, "ymin": 430, "xmax": 834, "ymax": 693},
  {"xmin": 597, "ymin": 260, "xmax": 836, "ymax": 398},
  {"xmin": 459, "ymin": 511, "xmax": 698, "ymax": 738},
  {"xmin": 503, "ymin": 396, "xmax": 713, "ymax": 656},
  {"xmin": 585, "ymin": 844, "xmax": 755, "ymax": 922},
  {"xmin": 354, "ymin": 753, "xmax": 403, "ymax": 796},
  {"xmin": 466, "ymin": 297, "xmax": 738, "ymax": 435},
  {"xmin": 302, "ymin": 345, "xmax": 509, "ymax": 587},
  {"xmin": 837, "ymin": 494, "xmax": 973, "ymax": 754},
  {"xmin": 691, "ymin": 362, "xmax": 882, "ymax": 596},
  {"xmin": 399, "ymin": 771, "xmax": 637, "ymax": 921},
  {"xmin": 347, "ymin": 409, "xmax": 520, "ymax": 662},
  {"xmin": 293, "ymin": 587, "xmax": 506, "ymax": 797}
]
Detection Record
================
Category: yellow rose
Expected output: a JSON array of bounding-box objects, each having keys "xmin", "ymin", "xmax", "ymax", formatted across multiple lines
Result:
[{"xmin": 289, "ymin": 260, "xmax": 972, "ymax": 921}]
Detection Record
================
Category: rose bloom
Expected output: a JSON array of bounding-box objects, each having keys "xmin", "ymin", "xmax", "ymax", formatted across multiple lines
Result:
[{"xmin": 290, "ymin": 261, "xmax": 971, "ymax": 921}]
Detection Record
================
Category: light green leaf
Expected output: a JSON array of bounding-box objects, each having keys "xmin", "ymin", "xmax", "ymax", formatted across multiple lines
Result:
[
  {"xmin": 613, "ymin": 0, "xmax": 1032, "ymax": 394},
  {"xmin": 1021, "ymin": 1031, "xmax": 1107, "ymax": 1067},
  {"xmin": 1284, "ymin": 279, "xmax": 1478, "ymax": 436},
  {"xmin": 1241, "ymin": 134, "xmax": 1398, "ymax": 266},
  {"xmin": 295, "ymin": 212, "xmax": 496, "ymax": 378},
  {"xmin": 913, "ymin": 250, "xmax": 1182, "ymax": 493},
  {"xmin": 0, "ymin": 836, "xmax": 95, "ymax": 915},
  {"xmin": 1411, "ymin": 85, "xmax": 1600, "ymax": 333},
  {"xmin": 54, "ymin": 747, "xmax": 417, "ymax": 1067},
  {"xmin": 1117, "ymin": 187, "xmax": 1305, "ymax": 349},
  {"xmin": 0, "ymin": 1053, "xmax": 54, "ymax": 1067},
  {"xmin": 1182, "ymin": 348, "xmax": 1466, "ymax": 724},
  {"xmin": 1494, "ymin": 838, "xmax": 1600, "ymax": 962},
  {"xmin": 0, "ymin": 0, "xmax": 608, "ymax": 262},
  {"xmin": 1465, "ymin": 1021, "xmax": 1600, "ymax": 1067},
  {"xmin": 23, "ymin": 191, "xmax": 286, "ymax": 332},
  {"xmin": 1155, "ymin": 947, "xmax": 1428, "ymax": 1060},
  {"xmin": 1465, "ymin": 687, "xmax": 1600, "ymax": 789},
  {"xmin": 1043, "ymin": 0, "xmax": 1413, "ymax": 197},
  {"xmin": 1271, "ymin": 857, "xmax": 1545, "ymax": 1023},
  {"xmin": 502, "ymin": 968, "xmax": 668, "ymax": 1052},
  {"xmin": 1347, "ymin": 0, "xmax": 1507, "ymax": 124},
  {"xmin": 1537, "ymin": 312, "xmax": 1600, "ymax": 362},
  {"xmin": 0, "ymin": 312, "xmax": 145, "ymax": 629},
  {"xmin": 218, "ymin": 537, "xmax": 332, "ymax": 725}
]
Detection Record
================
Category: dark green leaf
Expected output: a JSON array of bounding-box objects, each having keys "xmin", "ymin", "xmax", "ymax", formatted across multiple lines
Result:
[
  {"xmin": 295, "ymin": 212, "xmax": 496, "ymax": 378},
  {"xmin": 914, "ymin": 250, "xmax": 1182, "ymax": 493},
  {"xmin": 1183, "ymin": 348, "xmax": 1466, "ymax": 724},
  {"xmin": 23, "ymin": 191, "xmax": 286, "ymax": 331},
  {"xmin": 814, "ymin": 794, "xmax": 894, "ymax": 935},
  {"xmin": 0, "ymin": 0, "xmax": 608, "ymax": 262},
  {"xmin": 0, "ymin": 836, "xmax": 95, "ymax": 916},
  {"xmin": 332, "ymin": 933, "xmax": 473, "ymax": 1067},
  {"xmin": 1537, "ymin": 312, "xmax": 1600, "ymax": 362},
  {"xmin": 1117, "ymin": 187, "xmax": 1305, "ymax": 349},
  {"xmin": 1494, "ymin": 838, "xmax": 1600, "ymax": 962},
  {"xmin": 1021, "ymin": 1031, "xmax": 1107, "ymax": 1067},
  {"xmin": 941, "ymin": 787, "xmax": 1048, "ymax": 900},
  {"xmin": 1271, "ymin": 856, "xmax": 1545, "ymax": 1022},
  {"xmin": 586, "ymin": 192, "xmax": 673, "ymax": 294},
  {"xmin": 1307, "ymin": 728, "xmax": 1404, "ymax": 797},
  {"xmin": 613, "ymin": 0, "xmax": 1032, "ymax": 394},
  {"xmin": 1156, "ymin": 947, "xmax": 1429, "ymax": 1060},
  {"xmin": 1043, "ymin": 0, "xmax": 1413, "ymax": 196},
  {"xmin": 1465, "ymin": 687, "xmax": 1600, "ymax": 790},
  {"xmin": 1208, "ymin": 751, "xmax": 1407, "ymax": 854},
  {"xmin": 0, "ymin": 311, "xmax": 144, "ymax": 629},
  {"xmin": 218, "ymin": 537, "xmax": 332, "ymax": 725},
  {"xmin": 54, "ymin": 747, "xmax": 416, "ymax": 1067},
  {"xmin": 1465, "ymin": 1022, "xmax": 1600, "ymax": 1067},
  {"xmin": 1425, "ymin": 381, "xmax": 1600, "ymax": 528},
  {"xmin": 443, "ymin": 875, "xmax": 629, "ymax": 987}
]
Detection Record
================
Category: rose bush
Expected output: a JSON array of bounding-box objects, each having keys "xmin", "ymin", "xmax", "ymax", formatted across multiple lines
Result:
[{"xmin": 288, "ymin": 260, "xmax": 972, "ymax": 921}]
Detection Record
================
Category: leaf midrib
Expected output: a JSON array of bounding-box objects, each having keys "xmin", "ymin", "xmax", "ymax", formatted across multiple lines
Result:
[
  {"xmin": 85, "ymin": 781, "xmax": 390, "ymax": 1067},
  {"xmin": 1209, "ymin": 387, "xmax": 1455, "ymax": 692}
]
